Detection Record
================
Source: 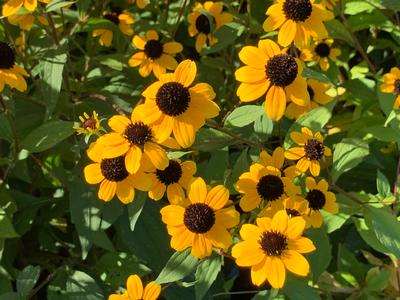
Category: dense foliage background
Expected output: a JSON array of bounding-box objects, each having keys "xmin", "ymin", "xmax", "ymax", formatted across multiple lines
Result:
[{"xmin": 0, "ymin": 0, "xmax": 400, "ymax": 299}]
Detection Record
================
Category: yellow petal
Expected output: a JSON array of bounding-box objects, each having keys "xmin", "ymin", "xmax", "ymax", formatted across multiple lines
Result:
[
  {"xmin": 173, "ymin": 120, "xmax": 195, "ymax": 148},
  {"xmin": 237, "ymin": 81, "xmax": 269, "ymax": 102},
  {"xmin": 127, "ymin": 275, "xmax": 143, "ymax": 299},
  {"xmin": 231, "ymin": 241, "xmax": 265, "ymax": 266},
  {"xmin": 309, "ymin": 160, "xmax": 320, "ymax": 176},
  {"xmin": 266, "ymin": 257, "xmax": 286, "ymax": 288},
  {"xmin": 108, "ymin": 115, "xmax": 130, "ymax": 133},
  {"xmin": 235, "ymin": 66, "xmax": 266, "ymax": 83},
  {"xmin": 2, "ymin": 0, "xmax": 23, "ymax": 17},
  {"xmin": 240, "ymin": 224, "xmax": 263, "ymax": 241},
  {"xmin": 288, "ymin": 237, "xmax": 316, "ymax": 253},
  {"xmin": 285, "ymin": 147, "xmax": 305, "ymax": 160},
  {"xmin": 128, "ymin": 52, "xmax": 146, "ymax": 67},
  {"xmin": 84, "ymin": 163, "xmax": 104, "ymax": 184},
  {"xmin": 271, "ymin": 210, "xmax": 288, "ymax": 233},
  {"xmin": 205, "ymin": 226, "xmax": 232, "ymax": 250},
  {"xmin": 205, "ymin": 185, "xmax": 229, "ymax": 210},
  {"xmin": 166, "ymin": 183, "xmax": 185, "ymax": 205},
  {"xmin": 191, "ymin": 234, "xmax": 212, "ymax": 258},
  {"xmin": 160, "ymin": 205, "xmax": 184, "ymax": 226},
  {"xmin": 132, "ymin": 35, "xmax": 147, "ymax": 49},
  {"xmin": 286, "ymin": 216, "xmax": 306, "ymax": 239},
  {"xmin": 282, "ymin": 250, "xmax": 310, "ymax": 276},
  {"xmin": 278, "ymin": 20, "xmax": 296, "ymax": 47},
  {"xmin": 170, "ymin": 227, "xmax": 193, "ymax": 251},
  {"xmin": 98, "ymin": 180, "xmax": 117, "ymax": 202},
  {"xmin": 215, "ymin": 207, "xmax": 240, "ymax": 228},
  {"xmin": 286, "ymin": 77, "xmax": 310, "ymax": 106},
  {"xmin": 146, "ymin": 30, "xmax": 159, "ymax": 40},
  {"xmin": 163, "ymin": 42, "xmax": 183, "ymax": 54},
  {"xmin": 174, "ymin": 60, "xmax": 197, "ymax": 87},
  {"xmin": 142, "ymin": 282, "xmax": 161, "ymax": 300},
  {"xmin": 116, "ymin": 178, "xmax": 135, "ymax": 204},
  {"xmin": 265, "ymin": 85, "xmax": 286, "ymax": 121},
  {"xmin": 188, "ymin": 177, "xmax": 207, "ymax": 203},
  {"xmin": 144, "ymin": 142, "xmax": 168, "ymax": 170},
  {"xmin": 125, "ymin": 145, "xmax": 142, "ymax": 174},
  {"xmin": 238, "ymin": 46, "xmax": 268, "ymax": 69}
]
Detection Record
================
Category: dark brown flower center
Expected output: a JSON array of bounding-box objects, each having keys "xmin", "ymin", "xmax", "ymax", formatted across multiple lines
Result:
[
  {"xmin": 100, "ymin": 156, "xmax": 129, "ymax": 182},
  {"xmin": 104, "ymin": 13, "xmax": 119, "ymax": 25},
  {"xmin": 304, "ymin": 139, "xmax": 324, "ymax": 160},
  {"xmin": 82, "ymin": 118, "xmax": 97, "ymax": 130},
  {"xmin": 286, "ymin": 45, "xmax": 302, "ymax": 58},
  {"xmin": 315, "ymin": 42, "xmax": 330, "ymax": 57},
  {"xmin": 307, "ymin": 85, "xmax": 315, "ymax": 100},
  {"xmin": 144, "ymin": 40, "xmax": 164, "ymax": 60},
  {"xmin": 283, "ymin": 0, "xmax": 312, "ymax": 22},
  {"xmin": 184, "ymin": 203, "xmax": 215, "ymax": 233},
  {"xmin": 195, "ymin": 14, "xmax": 214, "ymax": 34},
  {"xmin": 156, "ymin": 160, "xmax": 182, "ymax": 185},
  {"xmin": 394, "ymin": 80, "xmax": 400, "ymax": 95},
  {"xmin": 305, "ymin": 189, "xmax": 326, "ymax": 210},
  {"xmin": 0, "ymin": 42, "xmax": 15, "ymax": 69},
  {"xmin": 256, "ymin": 175, "xmax": 284, "ymax": 202},
  {"xmin": 266, "ymin": 54, "xmax": 298, "ymax": 87},
  {"xmin": 155, "ymin": 82, "xmax": 191, "ymax": 116},
  {"xmin": 286, "ymin": 208, "xmax": 301, "ymax": 217},
  {"xmin": 124, "ymin": 122, "xmax": 152, "ymax": 146},
  {"xmin": 260, "ymin": 231, "xmax": 288, "ymax": 256}
]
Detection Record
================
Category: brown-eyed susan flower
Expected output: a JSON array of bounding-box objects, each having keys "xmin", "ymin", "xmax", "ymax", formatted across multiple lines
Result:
[
  {"xmin": 236, "ymin": 163, "xmax": 299, "ymax": 212},
  {"xmin": 147, "ymin": 159, "xmax": 196, "ymax": 204},
  {"xmin": 127, "ymin": 0, "xmax": 149, "ymax": 9},
  {"xmin": 7, "ymin": 14, "xmax": 48, "ymax": 30},
  {"xmin": 285, "ymin": 127, "xmax": 332, "ymax": 176},
  {"xmin": 235, "ymin": 39, "xmax": 309, "ymax": 121},
  {"xmin": 160, "ymin": 177, "xmax": 240, "ymax": 258},
  {"xmin": 74, "ymin": 111, "xmax": 101, "ymax": 135},
  {"xmin": 2, "ymin": 0, "xmax": 50, "ymax": 17},
  {"xmin": 0, "ymin": 42, "xmax": 28, "ymax": 92},
  {"xmin": 380, "ymin": 67, "xmax": 400, "ymax": 109},
  {"xmin": 258, "ymin": 147, "xmax": 299, "ymax": 179},
  {"xmin": 135, "ymin": 60, "xmax": 220, "ymax": 148},
  {"xmin": 259, "ymin": 196, "xmax": 309, "ymax": 223},
  {"xmin": 285, "ymin": 79, "xmax": 333, "ymax": 119},
  {"xmin": 301, "ymin": 39, "xmax": 341, "ymax": 71},
  {"xmin": 263, "ymin": 0, "xmax": 333, "ymax": 47},
  {"xmin": 129, "ymin": 30, "xmax": 183, "ymax": 78},
  {"xmin": 98, "ymin": 109, "xmax": 169, "ymax": 174},
  {"xmin": 108, "ymin": 274, "xmax": 161, "ymax": 300},
  {"xmin": 93, "ymin": 10, "xmax": 135, "ymax": 47},
  {"xmin": 320, "ymin": 0, "xmax": 338, "ymax": 10},
  {"xmin": 304, "ymin": 177, "xmax": 338, "ymax": 227},
  {"xmin": 188, "ymin": 1, "xmax": 233, "ymax": 52},
  {"xmin": 231, "ymin": 211, "xmax": 315, "ymax": 288},
  {"xmin": 84, "ymin": 141, "xmax": 152, "ymax": 204}
]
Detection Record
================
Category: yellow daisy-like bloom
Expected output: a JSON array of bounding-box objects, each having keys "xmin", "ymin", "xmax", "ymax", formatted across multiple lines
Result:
[
  {"xmin": 259, "ymin": 196, "xmax": 309, "ymax": 222},
  {"xmin": 258, "ymin": 147, "xmax": 300, "ymax": 179},
  {"xmin": 160, "ymin": 177, "xmax": 240, "ymax": 259},
  {"xmin": 127, "ymin": 0, "xmax": 149, "ymax": 9},
  {"xmin": 7, "ymin": 14, "xmax": 48, "ymax": 30},
  {"xmin": 285, "ymin": 79, "xmax": 333, "ymax": 119},
  {"xmin": 188, "ymin": 1, "xmax": 233, "ymax": 52},
  {"xmin": 83, "ymin": 141, "xmax": 152, "ymax": 203},
  {"xmin": 304, "ymin": 177, "xmax": 338, "ymax": 227},
  {"xmin": 236, "ymin": 163, "xmax": 299, "ymax": 212},
  {"xmin": 129, "ymin": 30, "xmax": 183, "ymax": 78},
  {"xmin": 108, "ymin": 274, "xmax": 161, "ymax": 300},
  {"xmin": 263, "ymin": 0, "xmax": 333, "ymax": 47},
  {"xmin": 136, "ymin": 60, "xmax": 220, "ymax": 148},
  {"xmin": 380, "ymin": 67, "xmax": 400, "ymax": 109},
  {"xmin": 98, "ymin": 108, "xmax": 169, "ymax": 174},
  {"xmin": 2, "ymin": 0, "xmax": 50, "ymax": 17},
  {"xmin": 93, "ymin": 11, "xmax": 135, "ymax": 47},
  {"xmin": 147, "ymin": 159, "xmax": 196, "ymax": 204},
  {"xmin": 285, "ymin": 127, "xmax": 332, "ymax": 176},
  {"xmin": 0, "ymin": 42, "xmax": 28, "ymax": 92},
  {"xmin": 231, "ymin": 211, "xmax": 316, "ymax": 288},
  {"xmin": 235, "ymin": 39, "xmax": 309, "ymax": 121},
  {"xmin": 301, "ymin": 39, "xmax": 341, "ymax": 71},
  {"xmin": 74, "ymin": 111, "xmax": 101, "ymax": 135},
  {"xmin": 320, "ymin": 0, "xmax": 338, "ymax": 10}
]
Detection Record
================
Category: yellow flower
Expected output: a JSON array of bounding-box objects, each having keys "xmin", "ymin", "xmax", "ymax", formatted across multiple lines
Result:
[
  {"xmin": 93, "ymin": 11, "xmax": 135, "ymax": 47},
  {"xmin": 236, "ymin": 163, "xmax": 299, "ymax": 212},
  {"xmin": 0, "ymin": 42, "xmax": 28, "ymax": 92},
  {"xmin": 235, "ymin": 39, "xmax": 309, "ymax": 121},
  {"xmin": 320, "ymin": 0, "xmax": 338, "ymax": 10},
  {"xmin": 160, "ymin": 177, "xmax": 240, "ymax": 258},
  {"xmin": 128, "ymin": 0, "xmax": 149, "ymax": 9},
  {"xmin": 147, "ymin": 159, "xmax": 197, "ymax": 204},
  {"xmin": 83, "ymin": 141, "xmax": 152, "ymax": 204},
  {"xmin": 74, "ymin": 111, "xmax": 101, "ymax": 135},
  {"xmin": 2, "ymin": 0, "xmax": 50, "ymax": 17},
  {"xmin": 380, "ymin": 67, "xmax": 400, "ymax": 109},
  {"xmin": 263, "ymin": 0, "xmax": 333, "ymax": 47},
  {"xmin": 258, "ymin": 147, "xmax": 300, "ymax": 178},
  {"xmin": 7, "ymin": 13, "xmax": 48, "ymax": 30},
  {"xmin": 285, "ymin": 127, "xmax": 332, "ymax": 176},
  {"xmin": 304, "ymin": 177, "xmax": 338, "ymax": 227},
  {"xmin": 129, "ymin": 30, "xmax": 183, "ymax": 78},
  {"xmin": 285, "ymin": 79, "xmax": 334, "ymax": 119},
  {"xmin": 108, "ymin": 274, "xmax": 161, "ymax": 300},
  {"xmin": 135, "ymin": 60, "xmax": 220, "ymax": 148},
  {"xmin": 259, "ymin": 196, "xmax": 309, "ymax": 223},
  {"xmin": 188, "ymin": 1, "xmax": 233, "ymax": 52},
  {"xmin": 231, "ymin": 211, "xmax": 315, "ymax": 288},
  {"xmin": 301, "ymin": 39, "xmax": 341, "ymax": 71},
  {"xmin": 98, "ymin": 108, "xmax": 169, "ymax": 174}
]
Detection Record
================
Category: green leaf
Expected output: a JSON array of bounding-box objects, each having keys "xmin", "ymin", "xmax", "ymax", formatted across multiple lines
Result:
[
  {"xmin": 66, "ymin": 271, "xmax": 104, "ymax": 300},
  {"xmin": 283, "ymin": 274, "xmax": 321, "ymax": 300},
  {"xmin": 302, "ymin": 68, "xmax": 332, "ymax": 84},
  {"xmin": 380, "ymin": 0, "xmax": 400, "ymax": 10},
  {"xmin": 40, "ymin": 49, "xmax": 67, "ymax": 118},
  {"xmin": 21, "ymin": 120, "xmax": 74, "ymax": 153},
  {"xmin": 224, "ymin": 105, "xmax": 265, "ymax": 127},
  {"xmin": 254, "ymin": 113, "xmax": 273, "ymax": 138},
  {"xmin": 325, "ymin": 19, "xmax": 354, "ymax": 46},
  {"xmin": 0, "ymin": 293, "xmax": 18, "ymax": 300},
  {"xmin": 17, "ymin": 265, "xmax": 40, "ymax": 299},
  {"xmin": 202, "ymin": 23, "xmax": 244, "ymax": 54},
  {"xmin": 363, "ymin": 125, "xmax": 400, "ymax": 142},
  {"xmin": 306, "ymin": 228, "xmax": 331, "ymax": 280},
  {"xmin": 156, "ymin": 249, "xmax": 198, "ymax": 284},
  {"xmin": 127, "ymin": 191, "xmax": 146, "ymax": 231},
  {"xmin": 195, "ymin": 253, "xmax": 221, "ymax": 300},
  {"xmin": 194, "ymin": 128, "xmax": 234, "ymax": 151},
  {"xmin": 0, "ymin": 208, "xmax": 18, "ymax": 238},
  {"xmin": 226, "ymin": 148, "xmax": 249, "ymax": 193},
  {"xmin": 376, "ymin": 170, "xmax": 391, "ymax": 198},
  {"xmin": 284, "ymin": 101, "xmax": 336, "ymax": 149},
  {"xmin": 331, "ymin": 138, "xmax": 369, "ymax": 181},
  {"xmin": 365, "ymin": 267, "xmax": 391, "ymax": 292},
  {"xmin": 45, "ymin": 0, "xmax": 75, "ymax": 12},
  {"xmin": 364, "ymin": 206, "xmax": 400, "ymax": 258}
]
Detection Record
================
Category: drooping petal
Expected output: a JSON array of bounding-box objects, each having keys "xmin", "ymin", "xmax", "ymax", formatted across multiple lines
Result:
[
  {"xmin": 265, "ymin": 85, "xmax": 286, "ymax": 121},
  {"xmin": 266, "ymin": 257, "xmax": 286, "ymax": 288}
]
